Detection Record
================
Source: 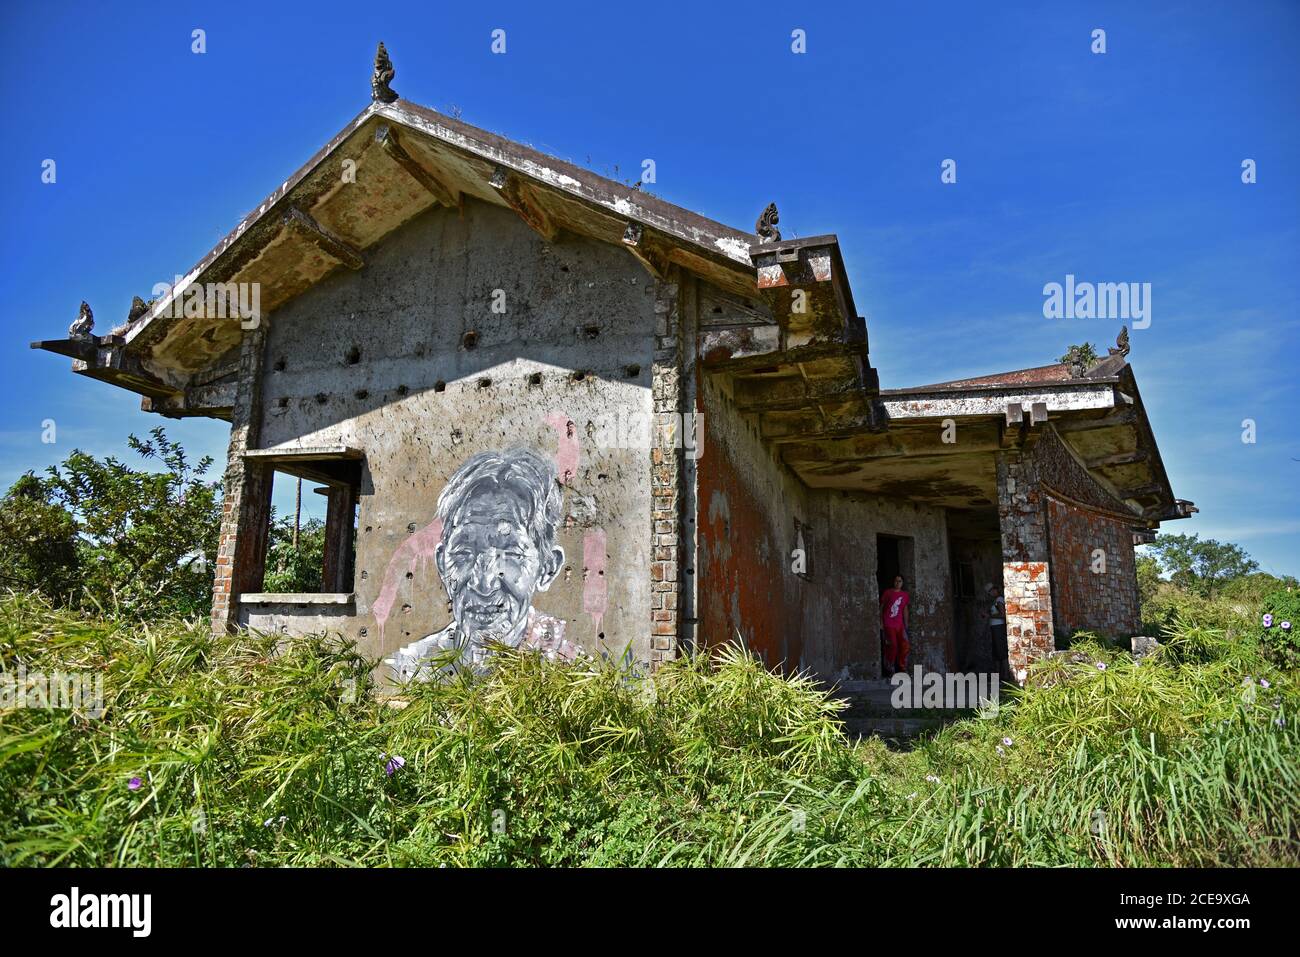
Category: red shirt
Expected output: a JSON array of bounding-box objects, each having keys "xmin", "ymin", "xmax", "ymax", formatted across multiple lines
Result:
[{"xmin": 881, "ymin": 589, "xmax": 909, "ymax": 627}]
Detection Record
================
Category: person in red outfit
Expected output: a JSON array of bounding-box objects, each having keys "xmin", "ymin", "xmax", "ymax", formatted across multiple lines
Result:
[{"xmin": 880, "ymin": 574, "xmax": 911, "ymax": 676}]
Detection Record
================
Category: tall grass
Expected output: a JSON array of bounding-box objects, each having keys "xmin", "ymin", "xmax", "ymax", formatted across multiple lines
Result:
[{"xmin": 1, "ymin": 591, "xmax": 1296, "ymax": 867}]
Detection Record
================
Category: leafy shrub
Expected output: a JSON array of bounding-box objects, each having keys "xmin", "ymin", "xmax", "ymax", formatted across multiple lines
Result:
[
  {"xmin": 1259, "ymin": 587, "xmax": 1300, "ymax": 667},
  {"xmin": 263, "ymin": 517, "xmax": 326, "ymax": 593},
  {"xmin": 0, "ymin": 429, "xmax": 220, "ymax": 619}
]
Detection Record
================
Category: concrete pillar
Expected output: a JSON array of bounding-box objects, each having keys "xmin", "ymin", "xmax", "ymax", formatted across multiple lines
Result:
[
  {"xmin": 211, "ymin": 322, "xmax": 271, "ymax": 635},
  {"xmin": 995, "ymin": 449, "xmax": 1055, "ymax": 682},
  {"xmin": 321, "ymin": 482, "xmax": 357, "ymax": 592}
]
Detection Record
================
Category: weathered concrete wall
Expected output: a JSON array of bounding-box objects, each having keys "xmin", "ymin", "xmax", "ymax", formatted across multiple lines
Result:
[
  {"xmin": 697, "ymin": 370, "xmax": 954, "ymax": 683},
  {"xmin": 240, "ymin": 197, "xmax": 656, "ymax": 667}
]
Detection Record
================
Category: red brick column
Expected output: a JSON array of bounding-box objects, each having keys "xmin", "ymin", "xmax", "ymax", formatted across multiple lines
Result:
[
  {"xmin": 211, "ymin": 322, "xmax": 271, "ymax": 636},
  {"xmin": 649, "ymin": 272, "xmax": 682, "ymax": 669},
  {"xmin": 996, "ymin": 449, "xmax": 1055, "ymax": 682}
]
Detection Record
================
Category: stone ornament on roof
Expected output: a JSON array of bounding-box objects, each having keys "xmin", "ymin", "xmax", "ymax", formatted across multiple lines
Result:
[
  {"xmin": 755, "ymin": 202, "xmax": 781, "ymax": 243},
  {"xmin": 68, "ymin": 301, "xmax": 94, "ymax": 339},
  {"xmin": 1109, "ymin": 326, "xmax": 1130, "ymax": 357},
  {"xmin": 372, "ymin": 42, "xmax": 398, "ymax": 104}
]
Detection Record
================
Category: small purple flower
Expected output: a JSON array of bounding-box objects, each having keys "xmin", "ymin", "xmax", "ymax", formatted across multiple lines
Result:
[
  {"xmin": 1262, "ymin": 614, "xmax": 1274, "ymax": 628},
  {"xmin": 1095, "ymin": 662, "xmax": 1108, "ymax": 671},
  {"xmin": 1001, "ymin": 736, "xmax": 1014, "ymax": 747},
  {"xmin": 1282, "ymin": 621, "xmax": 1292, "ymax": 633},
  {"xmin": 1260, "ymin": 678, "xmax": 1271, "ymax": 689},
  {"xmin": 995, "ymin": 745, "xmax": 1006, "ymax": 756},
  {"xmin": 925, "ymin": 774, "xmax": 940, "ymax": 784},
  {"xmin": 127, "ymin": 777, "xmax": 142, "ymax": 791},
  {"xmin": 385, "ymin": 754, "xmax": 406, "ymax": 777},
  {"xmin": 1276, "ymin": 718, "xmax": 1286, "ymax": 728}
]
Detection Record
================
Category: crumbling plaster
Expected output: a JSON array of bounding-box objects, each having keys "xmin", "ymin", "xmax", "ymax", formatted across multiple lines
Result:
[
  {"xmin": 239, "ymin": 198, "xmax": 656, "ymax": 667},
  {"xmin": 697, "ymin": 365, "xmax": 955, "ymax": 684}
]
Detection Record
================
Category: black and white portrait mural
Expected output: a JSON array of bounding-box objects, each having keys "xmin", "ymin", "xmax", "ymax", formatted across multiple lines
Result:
[{"xmin": 386, "ymin": 447, "xmax": 581, "ymax": 679}]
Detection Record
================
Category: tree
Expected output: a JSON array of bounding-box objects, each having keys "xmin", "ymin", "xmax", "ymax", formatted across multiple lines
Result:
[
  {"xmin": 1059, "ymin": 342, "xmax": 1099, "ymax": 374},
  {"xmin": 0, "ymin": 428, "xmax": 223, "ymax": 619},
  {"xmin": 1135, "ymin": 553, "xmax": 1163, "ymax": 607},
  {"xmin": 264, "ymin": 515, "xmax": 326, "ymax": 593},
  {"xmin": 0, "ymin": 473, "xmax": 81, "ymax": 601},
  {"xmin": 1146, "ymin": 533, "xmax": 1258, "ymax": 598}
]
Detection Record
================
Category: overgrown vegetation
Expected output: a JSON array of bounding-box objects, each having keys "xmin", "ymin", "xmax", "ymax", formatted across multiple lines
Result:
[
  {"xmin": 0, "ymin": 430, "xmax": 325, "ymax": 618},
  {"xmin": 1, "ymin": 433, "xmax": 1295, "ymax": 866},
  {"xmin": 2, "ymin": 582, "xmax": 1295, "ymax": 867}
]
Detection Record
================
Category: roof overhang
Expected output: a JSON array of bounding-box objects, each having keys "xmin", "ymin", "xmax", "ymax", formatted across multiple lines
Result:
[
  {"xmin": 34, "ymin": 98, "xmax": 814, "ymax": 411},
  {"xmin": 851, "ymin": 362, "xmax": 1194, "ymax": 523}
]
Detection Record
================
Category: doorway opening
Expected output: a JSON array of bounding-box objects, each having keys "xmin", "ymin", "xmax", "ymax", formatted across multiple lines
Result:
[
  {"xmin": 876, "ymin": 533, "xmax": 915, "ymax": 596},
  {"xmin": 876, "ymin": 534, "xmax": 915, "ymax": 676}
]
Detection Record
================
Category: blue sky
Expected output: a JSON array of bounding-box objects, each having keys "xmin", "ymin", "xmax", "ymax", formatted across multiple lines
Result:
[{"xmin": 1, "ymin": 1, "xmax": 1297, "ymax": 574}]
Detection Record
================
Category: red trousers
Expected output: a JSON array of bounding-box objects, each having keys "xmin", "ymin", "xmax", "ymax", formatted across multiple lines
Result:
[{"xmin": 882, "ymin": 624, "xmax": 909, "ymax": 672}]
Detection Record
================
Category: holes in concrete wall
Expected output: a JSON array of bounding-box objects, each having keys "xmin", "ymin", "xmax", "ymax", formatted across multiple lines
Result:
[
  {"xmin": 277, "ymin": 397, "xmax": 289, "ymax": 409},
  {"xmin": 314, "ymin": 393, "xmax": 328, "ymax": 405},
  {"xmin": 570, "ymin": 370, "xmax": 587, "ymax": 382},
  {"xmin": 527, "ymin": 371, "xmax": 543, "ymax": 386},
  {"xmin": 462, "ymin": 330, "xmax": 479, "ymax": 350},
  {"xmin": 345, "ymin": 346, "xmax": 361, "ymax": 365},
  {"xmin": 396, "ymin": 384, "xmax": 409, "ymax": 396},
  {"xmin": 477, "ymin": 377, "xmax": 492, "ymax": 389},
  {"xmin": 273, "ymin": 357, "xmax": 287, "ymax": 372},
  {"xmin": 583, "ymin": 324, "xmax": 600, "ymax": 340},
  {"xmin": 624, "ymin": 364, "xmax": 641, "ymax": 378},
  {"xmin": 434, "ymin": 380, "xmax": 446, "ymax": 393},
  {"xmin": 354, "ymin": 389, "xmax": 369, "ymax": 400}
]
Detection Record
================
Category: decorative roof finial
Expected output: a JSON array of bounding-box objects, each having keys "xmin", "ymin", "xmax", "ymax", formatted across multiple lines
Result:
[
  {"xmin": 69, "ymin": 301, "xmax": 94, "ymax": 339},
  {"xmin": 755, "ymin": 202, "xmax": 781, "ymax": 243},
  {"xmin": 128, "ymin": 295, "xmax": 150, "ymax": 323},
  {"xmin": 372, "ymin": 42, "xmax": 398, "ymax": 104},
  {"xmin": 1109, "ymin": 326, "xmax": 1130, "ymax": 357}
]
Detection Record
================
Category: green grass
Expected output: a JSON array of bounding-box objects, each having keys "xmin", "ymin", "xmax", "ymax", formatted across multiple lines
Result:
[{"xmin": 1, "ymin": 590, "xmax": 1296, "ymax": 867}]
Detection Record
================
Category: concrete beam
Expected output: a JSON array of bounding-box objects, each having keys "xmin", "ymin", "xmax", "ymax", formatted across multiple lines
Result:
[
  {"xmin": 1086, "ymin": 450, "xmax": 1148, "ymax": 469},
  {"xmin": 281, "ymin": 205, "xmax": 365, "ymax": 271},
  {"xmin": 375, "ymin": 124, "xmax": 458, "ymax": 208},
  {"xmin": 622, "ymin": 223, "xmax": 669, "ymax": 280},
  {"xmin": 490, "ymin": 166, "xmax": 559, "ymax": 243},
  {"xmin": 1053, "ymin": 408, "xmax": 1137, "ymax": 433}
]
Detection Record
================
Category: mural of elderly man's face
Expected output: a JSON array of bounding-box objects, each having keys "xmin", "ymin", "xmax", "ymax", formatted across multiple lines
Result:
[{"xmin": 434, "ymin": 453, "xmax": 564, "ymax": 646}]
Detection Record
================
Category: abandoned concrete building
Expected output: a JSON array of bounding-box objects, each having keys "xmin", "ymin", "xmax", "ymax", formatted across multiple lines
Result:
[{"xmin": 33, "ymin": 47, "xmax": 1196, "ymax": 687}]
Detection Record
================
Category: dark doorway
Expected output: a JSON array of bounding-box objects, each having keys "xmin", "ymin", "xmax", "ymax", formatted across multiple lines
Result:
[
  {"xmin": 875, "ymin": 534, "xmax": 915, "ymax": 676},
  {"xmin": 945, "ymin": 509, "xmax": 1003, "ymax": 675},
  {"xmin": 876, "ymin": 533, "xmax": 913, "ymax": 595}
]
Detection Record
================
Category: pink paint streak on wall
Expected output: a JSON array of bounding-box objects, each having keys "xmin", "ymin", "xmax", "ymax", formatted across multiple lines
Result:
[
  {"xmin": 545, "ymin": 413, "xmax": 579, "ymax": 485},
  {"xmin": 583, "ymin": 528, "xmax": 608, "ymax": 637},
  {"xmin": 373, "ymin": 518, "xmax": 442, "ymax": 645}
]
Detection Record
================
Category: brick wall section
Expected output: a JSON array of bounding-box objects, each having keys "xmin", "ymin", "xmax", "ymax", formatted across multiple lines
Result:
[
  {"xmin": 649, "ymin": 272, "xmax": 681, "ymax": 669},
  {"xmin": 1046, "ymin": 497, "xmax": 1140, "ymax": 638},
  {"xmin": 1034, "ymin": 426, "xmax": 1142, "ymax": 639},
  {"xmin": 996, "ymin": 449, "xmax": 1055, "ymax": 682},
  {"xmin": 210, "ymin": 322, "xmax": 272, "ymax": 636}
]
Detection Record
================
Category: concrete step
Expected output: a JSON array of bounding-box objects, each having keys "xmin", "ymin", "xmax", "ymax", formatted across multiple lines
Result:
[{"xmin": 843, "ymin": 716, "xmax": 947, "ymax": 739}]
